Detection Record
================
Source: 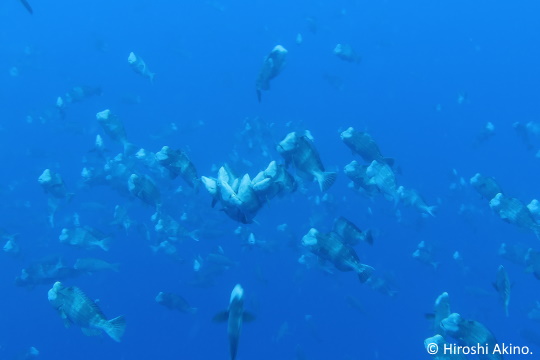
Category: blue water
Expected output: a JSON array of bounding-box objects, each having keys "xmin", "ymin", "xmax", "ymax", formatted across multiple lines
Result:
[{"xmin": 1, "ymin": 0, "xmax": 540, "ymax": 359}]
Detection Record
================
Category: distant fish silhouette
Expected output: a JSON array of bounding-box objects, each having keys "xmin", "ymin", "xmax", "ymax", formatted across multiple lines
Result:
[{"xmin": 20, "ymin": 0, "xmax": 33, "ymax": 14}]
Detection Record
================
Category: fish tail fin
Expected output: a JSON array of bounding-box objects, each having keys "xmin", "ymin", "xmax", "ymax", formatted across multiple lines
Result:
[
  {"xmin": 534, "ymin": 225, "xmax": 540, "ymax": 240},
  {"xmin": 425, "ymin": 205, "xmax": 437, "ymax": 217},
  {"xmin": 98, "ymin": 237, "xmax": 112, "ymax": 252},
  {"xmin": 317, "ymin": 172, "xmax": 337, "ymax": 192},
  {"xmin": 105, "ymin": 316, "xmax": 126, "ymax": 342},
  {"xmin": 357, "ymin": 265, "xmax": 374, "ymax": 283}
]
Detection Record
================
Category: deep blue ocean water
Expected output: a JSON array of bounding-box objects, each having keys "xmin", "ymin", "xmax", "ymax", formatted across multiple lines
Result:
[{"xmin": 1, "ymin": 0, "xmax": 540, "ymax": 359}]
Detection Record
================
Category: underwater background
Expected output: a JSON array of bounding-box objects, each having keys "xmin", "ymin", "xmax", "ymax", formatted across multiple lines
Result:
[{"xmin": 1, "ymin": 0, "xmax": 540, "ymax": 359}]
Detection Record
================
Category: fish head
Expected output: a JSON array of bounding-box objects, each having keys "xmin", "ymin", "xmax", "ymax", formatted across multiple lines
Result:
[
  {"xmin": 47, "ymin": 281, "xmax": 64, "ymax": 305},
  {"xmin": 230, "ymin": 284, "xmax": 244, "ymax": 306}
]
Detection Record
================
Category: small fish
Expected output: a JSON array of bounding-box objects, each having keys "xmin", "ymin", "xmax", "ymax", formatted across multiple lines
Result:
[
  {"xmin": 128, "ymin": 52, "xmax": 155, "ymax": 82},
  {"xmin": 155, "ymin": 146, "xmax": 199, "ymax": 188},
  {"xmin": 302, "ymin": 228, "xmax": 373, "ymax": 282},
  {"xmin": 493, "ymin": 265, "xmax": 511, "ymax": 317},
  {"xmin": 333, "ymin": 216, "xmax": 373, "ymax": 246},
  {"xmin": 155, "ymin": 292, "xmax": 197, "ymax": 314},
  {"xmin": 333, "ymin": 44, "xmax": 361, "ymax": 63},
  {"xmin": 48, "ymin": 282, "xmax": 126, "ymax": 342},
  {"xmin": 277, "ymin": 131, "xmax": 337, "ymax": 192},
  {"xmin": 128, "ymin": 174, "xmax": 161, "ymax": 207},
  {"xmin": 74, "ymin": 258, "xmax": 120, "ymax": 273},
  {"xmin": 213, "ymin": 284, "xmax": 255, "ymax": 360},
  {"xmin": 256, "ymin": 45, "xmax": 287, "ymax": 102},
  {"xmin": 470, "ymin": 173, "xmax": 503, "ymax": 200},
  {"xmin": 340, "ymin": 128, "xmax": 393, "ymax": 165}
]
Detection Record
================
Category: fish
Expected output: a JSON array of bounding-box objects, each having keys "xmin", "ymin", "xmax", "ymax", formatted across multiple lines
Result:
[
  {"xmin": 48, "ymin": 282, "xmax": 126, "ymax": 342},
  {"xmin": 340, "ymin": 127, "xmax": 393, "ymax": 165},
  {"xmin": 213, "ymin": 284, "xmax": 255, "ymax": 360},
  {"xmin": 155, "ymin": 292, "xmax": 197, "ymax": 314},
  {"xmin": 256, "ymin": 45, "xmax": 287, "ymax": 102},
  {"xmin": 412, "ymin": 241, "xmax": 439, "ymax": 269},
  {"xmin": 470, "ymin": 173, "xmax": 503, "ymax": 201},
  {"xmin": 155, "ymin": 146, "xmax": 199, "ymax": 188},
  {"xmin": 96, "ymin": 109, "xmax": 135, "ymax": 154},
  {"xmin": 59, "ymin": 226, "xmax": 112, "ymax": 251},
  {"xmin": 493, "ymin": 265, "xmax": 511, "ymax": 317},
  {"xmin": 19, "ymin": 0, "xmax": 32, "ymax": 14},
  {"xmin": 302, "ymin": 228, "xmax": 374, "ymax": 282},
  {"xmin": 333, "ymin": 44, "xmax": 361, "ymax": 63},
  {"xmin": 332, "ymin": 216, "xmax": 373, "ymax": 246},
  {"xmin": 128, "ymin": 173, "xmax": 161, "ymax": 207},
  {"xmin": 365, "ymin": 160, "xmax": 398, "ymax": 200},
  {"xmin": 489, "ymin": 193, "xmax": 540, "ymax": 239},
  {"xmin": 277, "ymin": 131, "xmax": 337, "ymax": 192},
  {"xmin": 128, "ymin": 52, "xmax": 155, "ymax": 82},
  {"xmin": 74, "ymin": 258, "xmax": 120, "ymax": 273},
  {"xmin": 397, "ymin": 186, "xmax": 436, "ymax": 216},
  {"xmin": 15, "ymin": 256, "xmax": 80, "ymax": 288},
  {"xmin": 441, "ymin": 313, "xmax": 502, "ymax": 360},
  {"xmin": 38, "ymin": 169, "xmax": 72, "ymax": 200}
]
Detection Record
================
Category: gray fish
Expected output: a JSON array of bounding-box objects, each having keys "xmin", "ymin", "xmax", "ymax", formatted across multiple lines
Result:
[
  {"xmin": 128, "ymin": 52, "xmax": 155, "ymax": 82},
  {"xmin": 74, "ymin": 258, "xmax": 120, "ymax": 273},
  {"xmin": 96, "ymin": 109, "xmax": 134, "ymax": 154},
  {"xmin": 490, "ymin": 193, "xmax": 540, "ymax": 239},
  {"xmin": 493, "ymin": 265, "xmax": 510, "ymax": 317},
  {"xmin": 38, "ymin": 169, "xmax": 72, "ymax": 200},
  {"xmin": 333, "ymin": 44, "xmax": 361, "ymax": 63},
  {"xmin": 213, "ymin": 284, "xmax": 255, "ymax": 360},
  {"xmin": 48, "ymin": 281, "xmax": 126, "ymax": 342},
  {"xmin": 155, "ymin": 292, "xmax": 197, "ymax": 314},
  {"xmin": 302, "ymin": 228, "xmax": 374, "ymax": 282},
  {"xmin": 155, "ymin": 146, "xmax": 199, "ymax": 188},
  {"xmin": 333, "ymin": 216, "xmax": 373, "ymax": 246},
  {"xmin": 470, "ymin": 173, "xmax": 503, "ymax": 201},
  {"xmin": 256, "ymin": 45, "xmax": 287, "ymax": 102},
  {"xmin": 340, "ymin": 127, "xmax": 392, "ymax": 165},
  {"xmin": 15, "ymin": 257, "xmax": 80, "ymax": 288},
  {"xmin": 128, "ymin": 173, "xmax": 161, "ymax": 207},
  {"xmin": 441, "ymin": 313, "xmax": 502, "ymax": 360},
  {"xmin": 277, "ymin": 131, "xmax": 337, "ymax": 192}
]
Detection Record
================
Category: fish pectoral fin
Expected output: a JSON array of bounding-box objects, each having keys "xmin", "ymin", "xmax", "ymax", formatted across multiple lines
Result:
[
  {"xmin": 242, "ymin": 311, "xmax": 256, "ymax": 323},
  {"xmin": 212, "ymin": 310, "xmax": 229, "ymax": 323},
  {"xmin": 19, "ymin": 0, "xmax": 33, "ymax": 14},
  {"xmin": 81, "ymin": 327, "xmax": 102, "ymax": 337}
]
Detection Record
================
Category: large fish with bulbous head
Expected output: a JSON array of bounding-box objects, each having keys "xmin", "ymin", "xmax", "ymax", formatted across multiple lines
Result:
[{"xmin": 48, "ymin": 281, "xmax": 126, "ymax": 342}]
